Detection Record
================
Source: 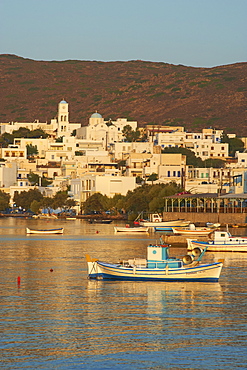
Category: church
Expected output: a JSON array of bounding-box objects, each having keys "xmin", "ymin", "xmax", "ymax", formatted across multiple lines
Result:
[{"xmin": 76, "ymin": 112, "xmax": 137, "ymax": 147}]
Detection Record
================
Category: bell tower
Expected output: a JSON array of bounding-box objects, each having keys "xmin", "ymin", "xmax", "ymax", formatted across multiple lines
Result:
[{"xmin": 57, "ymin": 100, "xmax": 69, "ymax": 136}]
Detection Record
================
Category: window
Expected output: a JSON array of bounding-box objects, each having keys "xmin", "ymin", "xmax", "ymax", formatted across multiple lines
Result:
[
  {"xmin": 167, "ymin": 171, "xmax": 170, "ymax": 177},
  {"xmin": 177, "ymin": 171, "xmax": 181, "ymax": 177},
  {"xmin": 173, "ymin": 171, "xmax": 176, "ymax": 177}
]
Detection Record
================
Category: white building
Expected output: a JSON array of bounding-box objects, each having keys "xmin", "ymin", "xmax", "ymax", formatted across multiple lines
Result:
[
  {"xmin": 110, "ymin": 141, "xmax": 154, "ymax": 161},
  {"xmin": 0, "ymin": 162, "xmax": 17, "ymax": 187},
  {"xmin": 0, "ymin": 100, "xmax": 81, "ymax": 139},
  {"xmin": 153, "ymin": 128, "xmax": 228, "ymax": 160},
  {"xmin": 71, "ymin": 174, "xmax": 136, "ymax": 204},
  {"xmin": 76, "ymin": 112, "xmax": 138, "ymax": 147}
]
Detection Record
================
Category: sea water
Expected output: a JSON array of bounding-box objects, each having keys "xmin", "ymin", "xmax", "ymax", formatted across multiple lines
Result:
[{"xmin": 0, "ymin": 217, "xmax": 247, "ymax": 369}]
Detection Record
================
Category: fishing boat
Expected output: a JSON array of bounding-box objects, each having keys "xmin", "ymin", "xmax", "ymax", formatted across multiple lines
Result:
[
  {"xmin": 171, "ymin": 223, "xmax": 218, "ymax": 236},
  {"xmin": 114, "ymin": 226, "xmax": 149, "ymax": 233},
  {"xmin": 88, "ymin": 219, "xmax": 112, "ymax": 224},
  {"xmin": 26, "ymin": 227, "xmax": 64, "ymax": 235},
  {"xmin": 187, "ymin": 230, "xmax": 247, "ymax": 252},
  {"xmin": 86, "ymin": 242, "xmax": 223, "ymax": 282},
  {"xmin": 139, "ymin": 213, "xmax": 190, "ymax": 230}
]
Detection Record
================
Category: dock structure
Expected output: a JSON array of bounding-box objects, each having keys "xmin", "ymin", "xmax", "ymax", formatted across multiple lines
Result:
[{"xmin": 163, "ymin": 193, "xmax": 247, "ymax": 226}]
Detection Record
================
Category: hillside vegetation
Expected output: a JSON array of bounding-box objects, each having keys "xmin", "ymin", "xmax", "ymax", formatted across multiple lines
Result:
[{"xmin": 1, "ymin": 54, "xmax": 246, "ymax": 134}]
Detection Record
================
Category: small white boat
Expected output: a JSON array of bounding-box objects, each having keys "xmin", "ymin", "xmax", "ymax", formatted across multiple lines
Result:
[
  {"xmin": 32, "ymin": 214, "xmax": 58, "ymax": 219},
  {"xmin": 26, "ymin": 227, "xmax": 64, "ymax": 235},
  {"xmin": 114, "ymin": 226, "xmax": 149, "ymax": 233},
  {"xmin": 172, "ymin": 223, "xmax": 217, "ymax": 236},
  {"xmin": 187, "ymin": 230, "xmax": 247, "ymax": 252},
  {"xmin": 86, "ymin": 242, "xmax": 223, "ymax": 282},
  {"xmin": 139, "ymin": 213, "xmax": 190, "ymax": 230},
  {"xmin": 206, "ymin": 222, "xmax": 221, "ymax": 228}
]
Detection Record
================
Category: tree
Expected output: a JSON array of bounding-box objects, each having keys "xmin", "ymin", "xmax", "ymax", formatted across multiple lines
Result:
[
  {"xmin": 30, "ymin": 200, "xmax": 41, "ymax": 214},
  {"xmin": 27, "ymin": 172, "xmax": 39, "ymax": 185},
  {"xmin": 51, "ymin": 191, "xmax": 69, "ymax": 209},
  {"xmin": 65, "ymin": 198, "xmax": 76, "ymax": 209},
  {"xmin": 147, "ymin": 173, "xmax": 158, "ymax": 184},
  {"xmin": 26, "ymin": 144, "xmax": 38, "ymax": 157},
  {"xmin": 27, "ymin": 172, "xmax": 52, "ymax": 187},
  {"xmin": 221, "ymin": 133, "xmax": 244, "ymax": 157},
  {"xmin": 122, "ymin": 125, "xmax": 141, "ymax": 142},
  {"xmin": 0, "ymin": 133, "xmax": 14, "ymax": 147},
  {"xmin": 13, "ymin": 189, "xmax": 43, "ymax": 210},
  {"xmin": 204, "ymin": 158, "xmax": 225, "ymax": 168},
  {"xmin": 82, "ymin": 193, "xmax": 109, "ymax": 214},
  {"xmin": 0, "ymin": 190, "xmax": 10, "ymax": 211},
  {"xmin": 162, "ymin": 147, "xmax": 204, "ymax": 167},
  {"xmin": 136, "ymin": 176, "xmax": 143, "ymax": 184}
]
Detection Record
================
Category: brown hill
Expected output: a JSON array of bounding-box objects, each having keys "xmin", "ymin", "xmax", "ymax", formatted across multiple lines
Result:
[{"xmin": 0, "ymin": 54, "xmax": 246, "ymax": 134}]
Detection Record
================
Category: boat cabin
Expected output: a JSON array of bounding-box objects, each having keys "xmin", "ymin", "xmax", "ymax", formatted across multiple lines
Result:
[
  {"xmin": 148, "ymin": 213, "xmax": 163, "ymax": 222},
  {"xmin": 147, "ymin": 244, "xmax": 182, "ymax": 268},
  {"xmin": 211, "ymin": 230, "xmax": 247, "ymax": 245},
  {"xmin": 212, "ymin": 231, "xmax": 231, "ymax": 242}
]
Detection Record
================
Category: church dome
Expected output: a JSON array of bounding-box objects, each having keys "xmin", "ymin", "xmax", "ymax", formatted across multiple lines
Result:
[
  {"xmin": 60, "ymin": 100, "xmax": 68, "ymax": 104},
  {"xmin": 91, "ymin": 112, "xmax": 102, "ymax": 118}
]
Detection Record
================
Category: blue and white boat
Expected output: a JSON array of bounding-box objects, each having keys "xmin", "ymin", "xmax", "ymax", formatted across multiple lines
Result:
[
  {"xmin": 86, "ymin": 242, "xmax": 223, "ymax": 282},
  {"xmin": 187, "ymin": 230, "xmax": 247, "ymax": 252}
]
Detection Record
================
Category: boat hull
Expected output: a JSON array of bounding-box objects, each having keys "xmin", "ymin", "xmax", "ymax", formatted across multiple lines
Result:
[
  {"xmin": 26, "ymin": 227, "xmax": 64, "ymax": 234},
  {"xmin": 187, "ymin": 239, "xmax": 247, "ymax": 252},
  {"xmin": 141, "ymin": 220, "xmax": 190, "ymax": 230},
  {"xmin": 87, "ymin": 260, "xmax": 223, "ymax": 282},
  {"xmin": 114, "ymin": 227, "xmax": 149, "ymax": 232},
  {"xmin": 172, "ymin": 227, "xmax": 214, "ymax": 236}
]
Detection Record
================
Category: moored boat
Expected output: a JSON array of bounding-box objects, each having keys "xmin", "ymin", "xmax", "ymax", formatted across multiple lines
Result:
[
  {"xmin": 32, "ymin": 214, "xmax": 58, "ymax": 219},
  {"xmin": 88, "ymin": 219, "xmax": 112, "ymax": 224},
  {"xmin": 26, "ymin": 227, "xmax": 64, "ymax": 234},
  {"xmin": 139, "ymin": 213, "xmax": 190, "ymax": 230},
  {"xmin": 187, "ymin": 230, "xmax": 247, "ymax": 252},
  {"xmin": 114, "ymin": 226, "xmax": 149, "ymax": 233},
  {"xmin": 86, "ymin": 242, "xmax": 223, "ymax": 282},
  {"xmin": 172, "ymin": 223, "xmax": 217, "ymax": 236}
]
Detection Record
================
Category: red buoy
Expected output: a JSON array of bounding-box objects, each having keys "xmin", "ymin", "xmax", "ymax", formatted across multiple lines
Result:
[
  {"xmin": 50, "ymin": 269, "xmax": 53, "ymax": 272},
  {"xmin": 17, "ymin": 276, "xmax": 21, "ymax": 285}
]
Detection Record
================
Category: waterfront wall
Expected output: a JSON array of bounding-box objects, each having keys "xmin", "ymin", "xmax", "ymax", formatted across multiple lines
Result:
[{"xmin": 163, "ymin": 212, "xmax": 247, "ymax": 225}]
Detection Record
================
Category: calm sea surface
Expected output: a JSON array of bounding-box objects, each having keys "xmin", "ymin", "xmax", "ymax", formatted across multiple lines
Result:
[{"xmin": 0, "ymin": 217, "xmax": 247, "ymax": 370}]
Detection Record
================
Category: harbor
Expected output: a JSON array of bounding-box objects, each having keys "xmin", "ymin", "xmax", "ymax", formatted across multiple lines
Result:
[{"xmin": 1, "ymin": 217, "xmax": 247, "ymax": 369}]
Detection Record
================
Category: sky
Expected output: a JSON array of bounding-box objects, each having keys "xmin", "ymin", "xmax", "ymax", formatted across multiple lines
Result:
[{"xmin": 1, "ymin": 0, "xmax": 247, "ymax": 67}]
